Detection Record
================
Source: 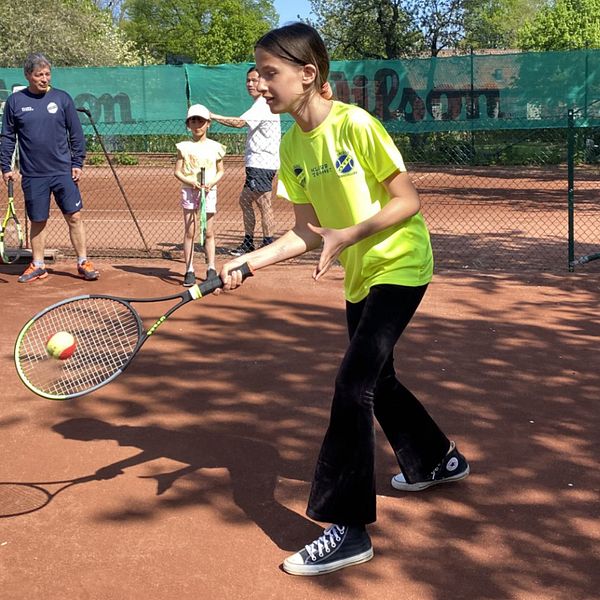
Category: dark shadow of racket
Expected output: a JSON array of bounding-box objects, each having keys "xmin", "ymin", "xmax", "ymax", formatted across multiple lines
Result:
[{"xmin": 0, "ymin": 468, "xmax": 121, "ymax": 518}]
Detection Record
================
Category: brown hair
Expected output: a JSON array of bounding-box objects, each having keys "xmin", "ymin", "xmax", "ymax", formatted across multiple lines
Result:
[{"xmin": 254, "ymin": 23, "xmax": 330, "ymax": 91}]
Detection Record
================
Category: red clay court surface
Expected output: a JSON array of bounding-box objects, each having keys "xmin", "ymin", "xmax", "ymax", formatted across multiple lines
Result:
[{"xmin": 1, "ymin": 258, "xmax": 599, "ymax": 599}]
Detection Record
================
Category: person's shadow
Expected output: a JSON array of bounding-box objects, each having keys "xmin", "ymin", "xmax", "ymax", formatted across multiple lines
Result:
[{"xmin": 53, "ymin": 418, "xmax": 321, "ymax": 551}]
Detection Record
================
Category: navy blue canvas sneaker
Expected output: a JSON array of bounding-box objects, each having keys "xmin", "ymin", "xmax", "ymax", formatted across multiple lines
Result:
[
  {"xmin": 283, "ymin": 524, "xmax": 373, "ymax": 576},
  {"xmin": 391, "ymin": 441, "xmax": 470, "ymax": 491}
]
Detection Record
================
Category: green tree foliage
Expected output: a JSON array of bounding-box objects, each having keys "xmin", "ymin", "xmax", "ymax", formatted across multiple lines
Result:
[
  {"xmin": 0, "ymin": 0, "xmax": 138, "ymax": 67},
  {"xmin": 123, "ymin": 0, "xmax": 278, "ymax": 64},
  {"xmin": 517, "ymin": 0, "xmax": 600, "ymax": 50},
  {"xmin": 308, "ymin": 0, "xmax": 421, "ymax": 59},
  {"xmin": 309, "ymin": 0, "xmax": 468, "ymax": 59},
  {"xmin": 411, "ymin": 0, "xmax": 467, "ymax": 56},
  {"xmin": 462, "ymin": 0, "xmax": 545, "ymax": 49}
]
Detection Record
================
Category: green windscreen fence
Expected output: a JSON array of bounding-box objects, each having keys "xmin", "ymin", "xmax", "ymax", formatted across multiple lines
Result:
[
  {"xmin": 0, "ymin": 65, "xmax": 189, "ymax": 134},
  {"xmin": 2, "ymin": 48, "xmax": 599, "ymax": 134}
]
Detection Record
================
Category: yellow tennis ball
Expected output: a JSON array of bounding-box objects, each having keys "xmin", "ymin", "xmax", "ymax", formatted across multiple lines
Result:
[{"xmin": 46, "ymin": 331, "xmax": 77, "ymax": 360}]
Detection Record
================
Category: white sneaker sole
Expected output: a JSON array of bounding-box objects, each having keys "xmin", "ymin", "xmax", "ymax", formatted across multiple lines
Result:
[
  {"xmin": 283, "ymin": 547, "xmax": 374, "ymax": 576},
  {"xmin": 391, "ymin": 465, "xmax": 470, "ymax": 492}
]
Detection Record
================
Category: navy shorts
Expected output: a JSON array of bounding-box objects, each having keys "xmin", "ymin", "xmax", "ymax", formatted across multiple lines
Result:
[
  {"xmin": 21, "ymin": 175, "xmax": 83, "ymax": 222},
  {"xmin": 244, "ymin": 167, "xmax": 276, "ymax": 193}
]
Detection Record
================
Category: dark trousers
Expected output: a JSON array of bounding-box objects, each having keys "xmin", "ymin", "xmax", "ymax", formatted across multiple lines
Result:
[{"xmin": 306, "ymin": 284, "xmax": 450, "ymax": 525}]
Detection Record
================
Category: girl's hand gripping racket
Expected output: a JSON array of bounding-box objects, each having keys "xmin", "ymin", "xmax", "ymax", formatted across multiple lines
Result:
[
  {"xmin": 198, "ymin": 167, "xmax": 207, "ymax": 246},
  {"xmin": 0, "ymin": 180, "xmax": 24, "ymax": 264},
  {"xmin": 14, "ymin": 263, "xmax": 253, "ymax": 400}
]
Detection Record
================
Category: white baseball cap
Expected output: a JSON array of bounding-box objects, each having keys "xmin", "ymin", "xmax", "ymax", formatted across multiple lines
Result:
[{"xmin": 186, "ymin": 104, "xmax": 210, "ymax": 121}]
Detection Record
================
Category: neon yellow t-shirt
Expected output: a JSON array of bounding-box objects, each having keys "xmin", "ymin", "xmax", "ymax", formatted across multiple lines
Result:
[{"xmin": 277, "ymin": 101, "xmax": 433, "ymax": 303}]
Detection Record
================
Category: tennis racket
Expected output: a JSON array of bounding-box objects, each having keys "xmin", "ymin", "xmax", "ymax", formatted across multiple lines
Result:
[
  {"xmin": 571, "ymin": 252, "xmax": 600, "ymax": 266},
  {"xmin": 198, "ymin": 166, "xmax": 207, "ymax": 246},
  {"xmin": 14, "ymin": 262, "xmax": 253, "ymax": 400},
  {"xmin": 0, "ymin": 475, "xmax": 96, "ymax": 518},
  {"xmin": 0, "ymin": 180, "xmax": 24, "ymax": 264}
]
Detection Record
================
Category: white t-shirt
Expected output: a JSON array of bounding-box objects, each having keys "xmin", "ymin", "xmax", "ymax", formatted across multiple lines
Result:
[{"xmin": 240, "ymin": 96, "xmax": 281, "ymax": 170}]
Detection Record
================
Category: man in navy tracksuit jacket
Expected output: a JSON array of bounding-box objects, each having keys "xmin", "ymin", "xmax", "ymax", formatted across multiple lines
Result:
[{"xmin": 0, "ymin": 52, "xmax": 99, "ymax": 282}]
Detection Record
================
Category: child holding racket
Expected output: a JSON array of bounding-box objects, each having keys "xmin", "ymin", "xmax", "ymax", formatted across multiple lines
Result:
[
  {"xmin": 221, "ymin": 23, "xmax": 469, "ymax": 576},
  {"xmin": 175, "ymin": 104, "xmax": 225, "ymax": 286}
]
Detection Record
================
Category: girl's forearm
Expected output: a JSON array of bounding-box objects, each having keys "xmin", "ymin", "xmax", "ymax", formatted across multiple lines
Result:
[
  {"xmin": 348, "ymin": 195, "xmax": 421, "ymax": 244},
  {"xmin": 230, "ymin": 228, "xmax": 317, "ymax": 271}
]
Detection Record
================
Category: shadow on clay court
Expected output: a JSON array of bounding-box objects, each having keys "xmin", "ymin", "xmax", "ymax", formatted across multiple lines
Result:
[
  {"xmin": 18, "ymin": 271, "xmax": 600, "ymax": 598},
  {"xmin": 52, "ymin": 418, "xmax": 323, "ymax": 552},
  {"xmin": 114, "ymin": 264, "xmax": 185, "ymax": 286}
]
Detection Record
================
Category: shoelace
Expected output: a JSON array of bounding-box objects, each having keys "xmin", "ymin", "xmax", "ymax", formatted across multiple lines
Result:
[{"xmin": 305, "ymin": 525, "xmax": 345, "ymax": 561}]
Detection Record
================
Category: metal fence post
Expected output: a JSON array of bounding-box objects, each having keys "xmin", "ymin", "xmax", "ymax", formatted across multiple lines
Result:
[{"xmin": 567, "ymin": 109, "xmax": 575, "ymax": 271}]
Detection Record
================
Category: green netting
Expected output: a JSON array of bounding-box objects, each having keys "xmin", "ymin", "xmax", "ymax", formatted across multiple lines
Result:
[
  {"xmin": 0, "ymin": 65, "xmax": 188, "ymax": 133},
  {"xmin": 2, "ymin": 48, "xmax": 599, "ymax": 135}
]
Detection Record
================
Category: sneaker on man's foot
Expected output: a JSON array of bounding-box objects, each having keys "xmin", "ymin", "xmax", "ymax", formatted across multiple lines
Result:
[
  {"xmin": 391, "ymin": 441, "xmax": 470, "ymax": 492},
  {"xmin": 77, "ymin": 260, "xmax": 99, "ymax": 281},
  {"xmin": 206, "ymin": 268, "xmax": 218, "ymax": 280},
  {"xmin": 282, "ymin": 524, "xmax": 373, "ymax": 576},
  {"xmin": 229, "ymin": 240, "xmax": 255, "ymax": 257},
  {"xmin": 18, "ymin": 263, "xmax": 48, "ymax": 283},
  {"xmin": 183, "ymin": 271, "xmax": 196, "ymax": 287},
  {"xmin": 260, "ymin": 237, "xmax": 274, "ymax": 248}
]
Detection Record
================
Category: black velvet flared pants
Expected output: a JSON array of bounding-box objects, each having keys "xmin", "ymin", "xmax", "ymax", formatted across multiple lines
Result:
[{"xmin": 306, "ymin": 284, "xmax": 450, "ymax": 525}]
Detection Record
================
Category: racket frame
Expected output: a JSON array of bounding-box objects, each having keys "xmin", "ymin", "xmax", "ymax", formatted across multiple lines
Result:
[
  {"xmin": 198, "ymin": 166, "xmax": 207, "ymax": 246},
  {"xmin": 14, "ymin": 264, "xmax": 252, "ymax": 400},
  {"xmin": 0, "ymin": 180, "xmax": 24, "ymax": 264}
]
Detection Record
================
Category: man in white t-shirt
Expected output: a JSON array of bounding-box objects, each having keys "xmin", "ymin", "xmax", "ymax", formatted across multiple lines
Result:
[{"xmin": 211, "ymin": 66, "xmax": 281, "ymax": 255}]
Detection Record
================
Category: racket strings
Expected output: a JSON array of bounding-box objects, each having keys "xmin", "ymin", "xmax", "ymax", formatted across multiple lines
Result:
[
  {"xmin": 17, "ymin": 298, "xmax": 141, "ymax": 397},
  {"xmin": 2, "ymin": 218, "xmax": 20, "ymax": 249}
]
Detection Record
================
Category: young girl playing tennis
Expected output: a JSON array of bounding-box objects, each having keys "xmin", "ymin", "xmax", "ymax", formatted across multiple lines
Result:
[
  {"xmin": 175, "ymin": 104, "xmax": 225, "ymax": 286},
  {"xmin": 221, "ymin": 23, "xmax": 470, "ymax": 576}
]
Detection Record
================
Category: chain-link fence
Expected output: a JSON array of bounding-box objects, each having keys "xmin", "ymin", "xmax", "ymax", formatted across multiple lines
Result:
[{"xmin": 6, "ymin": 115, "xmax": 600, "ymax": 273}]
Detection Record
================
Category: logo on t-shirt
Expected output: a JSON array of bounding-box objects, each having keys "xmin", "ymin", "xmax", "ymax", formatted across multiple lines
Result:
[
  {"xmin": 47, "ymin": 102, "xmax": 58, "ymax": 114},
  {"xmin": 293, "ymin": 165, "xmax": 306, "ymax": 188},
  {"xmin": 335, "ymin": 153, "xmax": 355, "ymax": 176}
]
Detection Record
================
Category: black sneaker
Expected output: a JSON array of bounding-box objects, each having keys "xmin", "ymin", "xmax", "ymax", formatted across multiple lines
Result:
[
  {"xmin": 391, "ymin": 441, "xmax": 470, "ymax": 491},
  {"xmin": 183, "ymin": 271, "xmax": 196, "ymax": 287},
  {"xmin": 206, "ymin": 268, "xmax": 218, "ymax": 280},
  {"xmin": 229, "ymin": 240, "xmax": 255, "ymax": 257},
  {"xmin": 261, "ymin": 237, "xmax": 274, "ymax": 247},
  {"xmin": 283, "ymin": 524, "xmax": 373, "ymax": 576}
]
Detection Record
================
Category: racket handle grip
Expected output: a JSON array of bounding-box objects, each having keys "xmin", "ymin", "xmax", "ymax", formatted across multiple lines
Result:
[
  {"xmin": 198, "ymin": 262, "xmax": 253, "ymax": 295},
  {"xmin": 7, "ymin": 179, "xmax": 13, "ymax": 197}
]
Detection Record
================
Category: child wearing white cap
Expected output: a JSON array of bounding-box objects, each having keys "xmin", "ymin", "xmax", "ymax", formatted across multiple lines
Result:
[{"xmin": 174, "ymin": 104, "xmax": 226, "ymax": 286}]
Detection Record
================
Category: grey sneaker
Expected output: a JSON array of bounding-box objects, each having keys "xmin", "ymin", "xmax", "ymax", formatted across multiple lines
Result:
[
  {"xmin": 283, "ymin": 524, "xmax": 373, "ymax": 576},
  {"xmin": 391, "ymin": 441, "xmax": 470, "ymax": 492},
  {"xmin": 205, "ymin": 268, "xmax": 218, "ymax": 280},
  {"xmin": 77, "ymin": 260, "xmax": 99, "ymax": 281},
  {"xmin": 18, "ymin": 263, "xmax": 48, "ymax": 283},
  {"xmin": 183, "ymin": 271, "xmax": 196, "ymax": 287}
]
